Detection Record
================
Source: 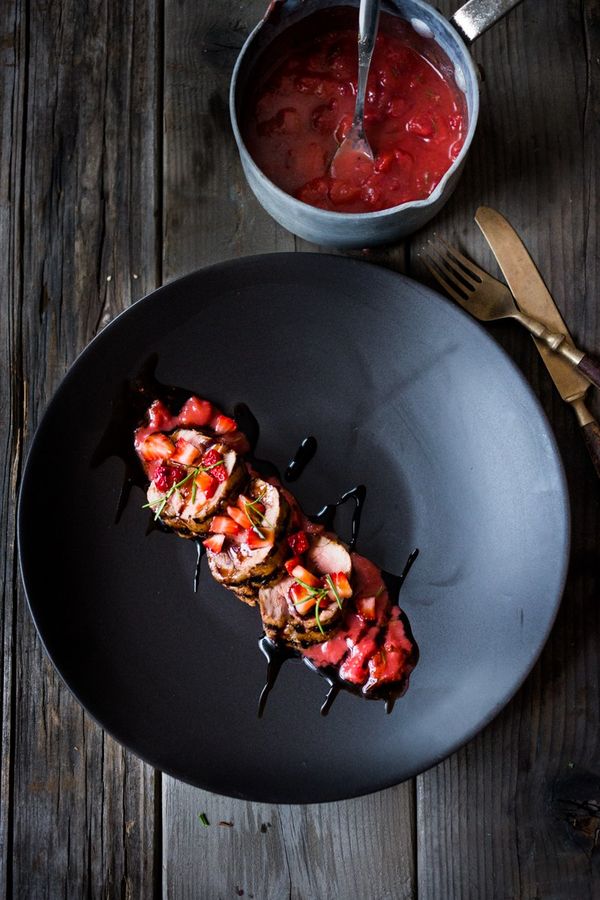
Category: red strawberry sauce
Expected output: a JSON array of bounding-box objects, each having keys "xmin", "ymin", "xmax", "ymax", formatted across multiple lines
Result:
[{"xmin": 243, "ymin": 7, "xmax": 467, "ymax": 214}]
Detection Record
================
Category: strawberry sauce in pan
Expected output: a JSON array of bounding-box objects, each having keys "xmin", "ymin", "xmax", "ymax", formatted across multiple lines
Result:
[{"xmin": 242, "ymin": 7, "xmax": 467, "ymax": 213}]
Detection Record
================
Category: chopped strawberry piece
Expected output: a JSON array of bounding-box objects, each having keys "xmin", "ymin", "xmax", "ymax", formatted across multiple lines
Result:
[
  {"xmin": 212, "ymin": 414, "xmax": 237, "ymax": 434},
  {"xmin": 356, "ymin": 595, "xmax": 377, "ymax": 621},
  {"xmin": 194, "ymin": 470, "xmax": 217, "ymax": 500},
  {"xmin": 289, "ymin": 582, "xmax": 316, "ymax": 616},
  {"xmin": 210, "ymin": 516, "xmax": 241, "ymax": 535},
  {"xmin": 244, "ymin": 530, "xmax": 273, "ymax": 550},
  {"xmin": 284, "ymin": 556, "xmax": 302, "ymax": 576},
  {"xmin": 203, "ymin": 533, "xmax": 225, "ymax": 553},
  {"xmin": 288, "ymin": 530, "xmax": 309, "ymax": 555},
  {"xmin": 291, "ymin": 565, "xmax": 321, "ymax": 589},
  {"xmin": 178, "ymin": 396, "xmax": 213, "ymax": 426},
  {"xmin": 327, "ymin": 572, "xmax": 352, "ymax": 599},
  {"xmin": 140, "ymin": 433, "xmax": 175, "ymax": 461},
  {"xmin": 201, "ymin": 448, "xmax": 227, "ymax": 482},
  {"xmin": 153, "ymin": 462, "xmax": 181, "ymax": 493},
  {"xmin": 146, "ymin": 399, "xmax": 172, "ymax": 432},
  {"xmin": 171, "ymin": 438, "xmax": 201, "ymax": 465},
  {"xmin": 237, "ymin": 494, "xmax": 266, "ymax": 516},
  {"xmin": 227, "ymin": 505, "xmax": 252, "ymax": 529}
]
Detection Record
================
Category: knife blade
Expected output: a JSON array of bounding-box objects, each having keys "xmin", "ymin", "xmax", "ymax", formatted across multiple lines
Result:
[{"xmin": 474, "ymin": 205, "xmax": 600, "ymax": 476}]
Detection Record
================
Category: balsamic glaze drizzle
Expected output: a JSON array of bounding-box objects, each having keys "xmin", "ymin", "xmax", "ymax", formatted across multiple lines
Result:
[
  {"xmin": 312, "ymin": 484, "xmax": 367, "ymax": 552},
  {"xmin": 285, "ymin": 436, "xmax": 318, "ymax": 482}
]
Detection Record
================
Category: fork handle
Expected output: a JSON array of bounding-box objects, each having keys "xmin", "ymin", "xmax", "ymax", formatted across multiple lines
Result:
[{"xmin": 516, "ymin": 310, "xmax": 600, "ymax": 391}]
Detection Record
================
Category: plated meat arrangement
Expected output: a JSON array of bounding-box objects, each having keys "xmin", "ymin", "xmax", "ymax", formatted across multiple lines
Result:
[{"xmin": 134, "ymin": 393, "xmax": 418, "ymax": 711}]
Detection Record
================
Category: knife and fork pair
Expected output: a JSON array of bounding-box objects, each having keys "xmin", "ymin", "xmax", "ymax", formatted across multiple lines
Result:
[{"xmin": 422, "ymin": 206, "xmax": 600, "ymax": 477}]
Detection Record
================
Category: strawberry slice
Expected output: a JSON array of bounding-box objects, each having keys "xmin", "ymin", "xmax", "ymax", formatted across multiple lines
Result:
[
  {"xmin": 356, "ymin": 595, "xmax": 377, "ymax": 621},
  {"xmin": 212, "ymin": 414, "xmax": 237, "ymax": 434},
  {"xmin": 289, "ymin": 582, "xmax": 316, "ymax": 616},
  {"xmin": 194, "ymin": 470, "xmax": 217, "ymax": 500},
  {"xmin": 227, "ymin": 505, "xmax": 252, "ymax": 529},
  {"xmin": 244, "ymin": 530, "xmax": 273, "ymax": 550},
  {"xmin": 153, "ymin": 462, "xmax": 182, "ymax": 493},
  {"xmin": 140, "ymin": 433, "xmax": 175, "ymax": 461},
  {"xmin": 203, "ymin": 533, "xmax": 225, "ymax": 553},
  {"xmin": 288, "ymin": 530, "xmax": 309, "ymax": 555},
  {"xmin": 171, "ymin": 438, "xmax": 201, "ymax": 465},
  {"xmin": 284, "ymin": 556, "xmax": 302, "ymax": 576},
  {"xmin": 210, "ymin": 516, "xmax": 241, "ymax": 535},
  {"xmin": 327, "ymin": 572, "xmax": 353, "ymax": 599},
  {"xmin": 146, "ymin": 399, "xmax": 172, "ymax": 432},
  {"xmin": 291, "ymin": 565, "xmax": 321, "ymax": 589},
  {"xmin": 201, "ymin": 448, "xmax": 227, "ymax": 482},
  {"xmin": 237, "ymin": 494, "xmax": 265, "ymax": 516},
  {"xmin": 178, "ymin": 396, "xmax": 213, "ymax": 426}
]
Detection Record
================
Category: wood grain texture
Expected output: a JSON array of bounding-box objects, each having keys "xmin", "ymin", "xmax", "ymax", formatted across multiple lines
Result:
[
  {"xmin": 0, "ymin": 1, "xmax": 27, "ymax": 896},
  {"xmin": 410, "ymin": 1, "xmax": 600, "ymax": 897},
  {"xmin": 161, "ymin": 2, "xmax": 416, "ymax": 898},
  {"xmin": 6, "ymin": 0, "xmax": 162, "ymax": 896}
]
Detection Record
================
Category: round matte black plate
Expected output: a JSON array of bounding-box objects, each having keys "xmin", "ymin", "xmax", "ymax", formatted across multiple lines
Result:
[{"xmin": 18, "ymin": 253, "xmax": 569, "ymax": 803}]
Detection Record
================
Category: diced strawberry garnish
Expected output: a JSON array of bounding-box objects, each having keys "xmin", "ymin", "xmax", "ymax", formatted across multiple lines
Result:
[
  {"xmin": 289, "ymin": 582, "xmax": 316, "ymax": 616},
  {"xmin": 227, "ymin": 505, "xmax": 252, "ymax": 529},
  {"xmin": 153, "ymin": 462, "xmax": 182, "ymax": 493},
  {"xmin": 244, "ymin": 530, "xmax": 273, "ymax": 550},
  {"xmin": 201, "ymin": 448, "xmax": 227, "ymax": 482},
  {"xmin": 284, "ymin": 556, "xmax": 302, "ymax": 576},
  {"xmin": 291, "ymin": 565, "xmax": 321, "ymax": 589},
  {"xmin": 140, "ymin": 433, "xmax": 175, "ymax": 461},
  {"xmin": 203, "ymin": 533, "xmax": 225, "ymax": 554},
  {"xmin": 288, "ymin": 530, "xmax": 309, "ymax": 555},
  {"xmin": 356, "ymin": 595, "xmax": 377, "ymax": 621},
  {"xmin": 212, "ymin": 414, "xmax": 237, "ymax": 434},
  {"xmin": 171, "ymin": 438, "xmax": 201, "ymax": 465},
  {"xmin": 194, "ymin": 470, "xmax": 217, "ymax": 500},
  {"xmin": 237, "ymin": 494, "xmax": 265, "ymax": 516},
  {"xmin": 327, "ymin": 572, "xmax": 353, "ymax": 599},
  {"xmin": 146, "ymin": 399, "xmax": 172, "ymax": 433},
  {"xmin": 210, "ymin": 516, "xmax": 241, "ymax": 536},
  {"xmin": 178, "ymin": 396, "xmax": 213, "ymax": 427}
]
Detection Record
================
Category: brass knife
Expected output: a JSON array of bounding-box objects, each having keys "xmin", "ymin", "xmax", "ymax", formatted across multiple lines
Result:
[{"xmin": 474, "ymin": 205, "xmax": 600, "ymax": 477}]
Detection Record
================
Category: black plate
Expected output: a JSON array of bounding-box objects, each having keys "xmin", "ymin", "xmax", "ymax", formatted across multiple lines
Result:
[{"xmin": 18, "ymin": 253, "xmax": 569, "ymax": 803}]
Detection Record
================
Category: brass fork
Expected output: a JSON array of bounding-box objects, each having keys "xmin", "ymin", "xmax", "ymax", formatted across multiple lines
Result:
[{"xmin": 422, "ymin": 239, "xmax": 600, "ymax": 391}]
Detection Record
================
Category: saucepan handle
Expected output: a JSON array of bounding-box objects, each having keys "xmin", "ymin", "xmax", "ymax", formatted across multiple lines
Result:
[{"xmin": 450, "ymin": 0, "xmax": 524, "ymax": 45}]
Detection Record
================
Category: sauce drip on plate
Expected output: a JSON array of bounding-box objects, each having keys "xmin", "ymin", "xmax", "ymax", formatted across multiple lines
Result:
[{"xmin": 243, "ymin": 7, "xmax": 467, "ymax": 213}]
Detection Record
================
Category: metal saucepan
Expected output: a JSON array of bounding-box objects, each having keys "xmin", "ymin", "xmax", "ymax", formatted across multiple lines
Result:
[{"xmin": 230, "ymin": 0, "xmax": 524, "ymax": 248}]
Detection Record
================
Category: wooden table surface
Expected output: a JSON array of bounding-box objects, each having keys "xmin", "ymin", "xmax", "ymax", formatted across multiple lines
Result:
[{"xmin": 3, "ymin": 0, "xmax": 600, "ymax": 897}]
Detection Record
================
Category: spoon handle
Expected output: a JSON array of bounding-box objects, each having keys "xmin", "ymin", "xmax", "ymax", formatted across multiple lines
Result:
[{"xmin": 354, "ymin": 0, "xmax": 380, "ymax": 126}]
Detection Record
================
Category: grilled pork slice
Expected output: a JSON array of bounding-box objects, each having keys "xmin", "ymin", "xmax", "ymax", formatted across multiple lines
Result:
[
  {"xmin": 258, "ymin": 531, "xmax": 352, "ymax": 648},
  {"xmin": 143, "ymin": 428, "xmax": 247, "ymax": 537},
  {"xmin": 206, "ymin": 478, "xmax": 291, "ymax": 606}
]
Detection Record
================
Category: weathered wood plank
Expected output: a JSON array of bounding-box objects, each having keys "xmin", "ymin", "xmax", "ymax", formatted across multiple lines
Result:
[
  {"xmin": 161, "ymin": 2, "xmax": 416, "ymax": 898},
  {"xmin": 410, "ymin": 1, "xmax": 600, "ymax": 897},
  {"xmin": 9, "ymin": 0, "xmax": 161, "ymax": 896},
  {"xmin": 0, "ymin": 1, "xmax": 27, "ymax": 896}
]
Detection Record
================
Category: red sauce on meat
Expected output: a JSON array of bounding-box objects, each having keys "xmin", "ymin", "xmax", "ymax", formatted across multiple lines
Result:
[{"xmin": 243, "ymin": 7, "xmax": 467, "ymax": 213}]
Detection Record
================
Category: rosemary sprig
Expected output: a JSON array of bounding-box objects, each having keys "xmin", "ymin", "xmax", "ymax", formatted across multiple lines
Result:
[
  {"xmin": 242, "ymin": 489, "xmax": 274, "ymax": 538},
  {"xmin": 325, "ymin": 574, "xmax": 343, "ymax": 610},
  {"xmin": 142, "ymin": 459, "xmax": 225, "ymax": 520}
]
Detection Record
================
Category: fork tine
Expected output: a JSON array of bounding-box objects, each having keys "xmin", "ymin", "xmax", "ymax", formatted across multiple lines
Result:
[
  {"xmin": 421, "ymin": 252, "xmax": 471, "ymax": 309},
  {"xmin": 437, "ymin": 236, "xmax": 487, "ymax": 282},
  {"xmin": 426, "ymin": 242, "xmax": 478, "ymax": 296}
]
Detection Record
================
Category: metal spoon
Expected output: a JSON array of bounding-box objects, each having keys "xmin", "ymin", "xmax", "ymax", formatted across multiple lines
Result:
[{"xmin": 330, "ymin": 0, "xmax": 380, "ymax": 178}]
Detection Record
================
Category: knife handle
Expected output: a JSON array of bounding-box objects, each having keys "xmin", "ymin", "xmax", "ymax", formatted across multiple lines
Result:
[
  {"xmin": 518, "ymin": 310, "xmax": 600, "ymax": 391},
  {"xmin": 577, "ymin": 355, "xmax": 600, "ymax": 392},
  {"xmin": 582, "ymin": 420, "xmax": 600, "ymax": 479}
]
